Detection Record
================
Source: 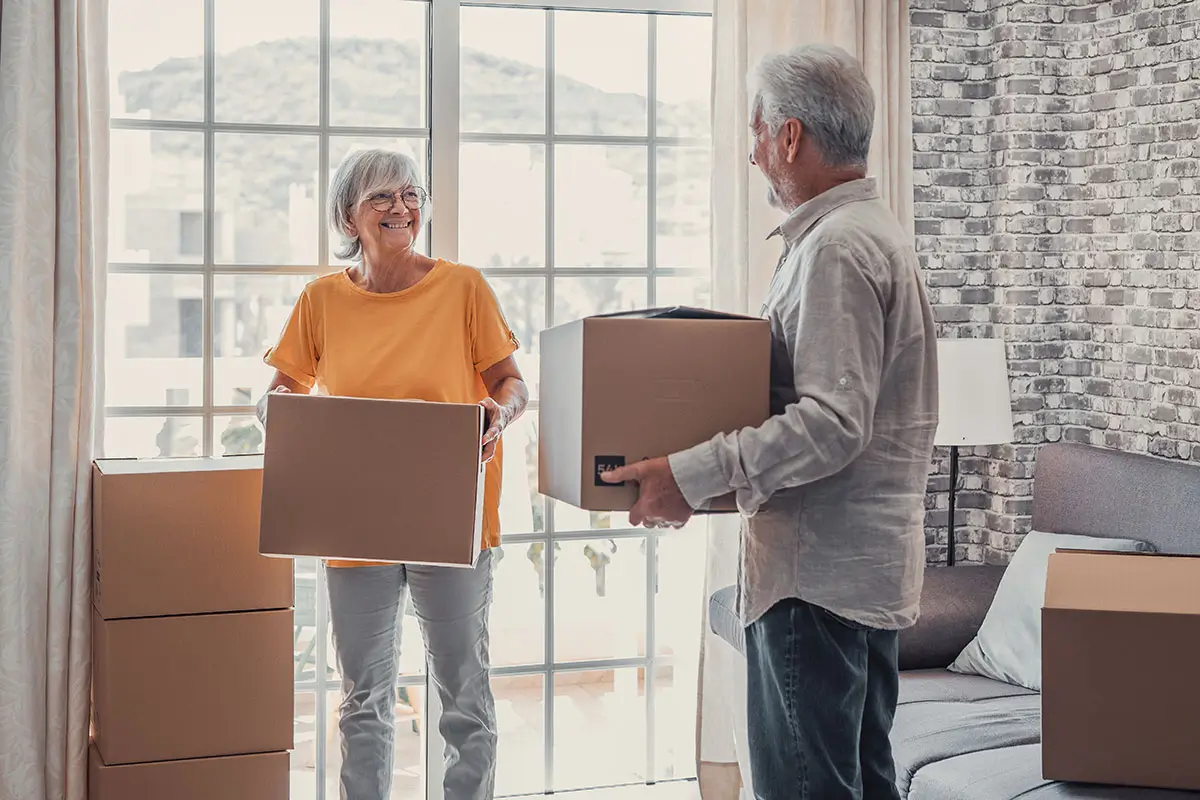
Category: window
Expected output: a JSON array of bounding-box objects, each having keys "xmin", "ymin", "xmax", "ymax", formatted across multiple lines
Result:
[{"xmin": 106, "ymin": 1, "xmax": 711, "ymax": 798}]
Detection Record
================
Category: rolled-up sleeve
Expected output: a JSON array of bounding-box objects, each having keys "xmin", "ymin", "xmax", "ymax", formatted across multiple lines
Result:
[{"xmin": 668, "ymin": 242, "xmax": 888, "ymax": 514}]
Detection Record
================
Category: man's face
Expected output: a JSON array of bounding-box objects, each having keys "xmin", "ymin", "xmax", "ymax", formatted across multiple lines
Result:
[{"xmin": 749, "ymin": 107, "xmax": 786, "ymax": 210}]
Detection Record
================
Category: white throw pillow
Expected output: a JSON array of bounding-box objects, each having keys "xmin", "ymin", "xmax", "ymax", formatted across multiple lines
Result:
[{"xmin": 947, "ymin": 530, "xmax": 1154, "ymax": 691}]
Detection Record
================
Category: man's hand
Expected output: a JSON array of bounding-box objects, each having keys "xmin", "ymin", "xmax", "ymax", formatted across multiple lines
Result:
[
  {"xmin": 600, "ymin": 457, "xmax": 694, "ymax": 529},
  {"xmin": 479, "ymin": 396, "xmax": 509, "ymax": 463}
]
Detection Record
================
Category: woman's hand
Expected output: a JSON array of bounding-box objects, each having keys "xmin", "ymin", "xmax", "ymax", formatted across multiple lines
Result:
[
  {"xmin": 479, "ymin": 355, "xmax": 529, "ymax": 465},
  {"xmin": 479, "ymin": 396, "xmax": 508, "ymax": 464}
]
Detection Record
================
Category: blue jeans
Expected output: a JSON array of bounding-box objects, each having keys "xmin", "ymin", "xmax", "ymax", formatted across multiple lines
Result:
[
  {"xmin": 744, "ymin": 598, "xmax": 901, "ymax": 800},
  {"xmin": 326, "ymin": 550, "xmax": 496, "ymax": 800}
]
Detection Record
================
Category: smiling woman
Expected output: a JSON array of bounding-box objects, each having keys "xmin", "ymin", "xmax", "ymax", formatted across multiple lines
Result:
[{"xmin": 259, "ymin": 145, "xmax": 529, "ymax": 800}]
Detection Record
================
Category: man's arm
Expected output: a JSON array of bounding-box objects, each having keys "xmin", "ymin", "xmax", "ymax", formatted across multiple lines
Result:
[{"xmin": 668, "ymin": 242, "xmax": 888, "ymax": 514}]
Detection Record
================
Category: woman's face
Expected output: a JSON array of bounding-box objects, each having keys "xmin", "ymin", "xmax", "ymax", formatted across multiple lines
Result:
[{"xmin": 348, "ymin": 185, "xmax": 426, "ymax": 262}]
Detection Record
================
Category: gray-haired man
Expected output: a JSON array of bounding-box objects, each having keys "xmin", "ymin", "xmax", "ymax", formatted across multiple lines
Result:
[{"xmin": 602, "ymin": 44, "xmax": 938, "ymax": 799}]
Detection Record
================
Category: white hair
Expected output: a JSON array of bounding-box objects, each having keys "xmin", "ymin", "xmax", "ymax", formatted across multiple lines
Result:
[
  {"xmin": 328, "ymin": 147, "xmax": 432, "ymax": 261},
  {"xmin": 751, "ymin": 44, "xmax": 875, "ymax": 168}
]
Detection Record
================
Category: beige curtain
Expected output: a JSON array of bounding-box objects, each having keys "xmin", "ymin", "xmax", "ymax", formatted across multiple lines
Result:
[
  {"xmin": 0, "ymin": 1, "xmax": 108, "ymax": 799},
  {"xmin": 699, "ymin": 2, "xmax": 912, "ymax": 797}
]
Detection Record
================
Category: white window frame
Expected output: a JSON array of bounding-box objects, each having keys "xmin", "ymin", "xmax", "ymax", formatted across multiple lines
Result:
[{"xmin": 106, "ymin": 0, "xmax": 713, "ymax": 797}]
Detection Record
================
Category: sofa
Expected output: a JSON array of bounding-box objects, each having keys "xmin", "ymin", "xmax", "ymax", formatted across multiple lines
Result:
[{"xmin": 708, "ymin": 442, "xmax": 1200, "ymax": 799}]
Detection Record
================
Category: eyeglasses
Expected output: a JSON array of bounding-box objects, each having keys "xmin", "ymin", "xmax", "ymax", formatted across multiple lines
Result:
[{"xmin": 367, "ymin": 186, "xmax": 428, "ymax": 213}]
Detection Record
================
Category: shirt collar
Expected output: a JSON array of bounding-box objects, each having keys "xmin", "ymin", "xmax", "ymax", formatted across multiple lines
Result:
[{"xmin": 767, "ymin": 177, "xmax": 880, "ymax": 244}]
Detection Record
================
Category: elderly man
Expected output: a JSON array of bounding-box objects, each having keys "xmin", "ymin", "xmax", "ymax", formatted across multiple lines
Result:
[{"xmin": 602, "ymin": 44, "xmax": 938, "ymax": 799}]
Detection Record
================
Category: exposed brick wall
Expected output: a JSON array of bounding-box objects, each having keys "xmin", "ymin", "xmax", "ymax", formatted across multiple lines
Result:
[{"xmin": 911, "ymin": 0, "xmax": 1200, "ymax": 565}]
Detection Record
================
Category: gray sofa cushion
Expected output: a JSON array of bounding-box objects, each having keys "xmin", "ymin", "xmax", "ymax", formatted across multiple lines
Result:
[
  {"xmin": 891, "ymin": 684, "xmax": 1042, "ymax": 798},
  {"xmin": 908, "ymin": 744, "xmax": 1197, "ymax": 800},
  {"xmin": 709, "ymin": 585, "xmax": 742, "ymax": 654},
  {"xmin": 899, "ymin": 669, "xmax": 1034, "ymax": 705}
]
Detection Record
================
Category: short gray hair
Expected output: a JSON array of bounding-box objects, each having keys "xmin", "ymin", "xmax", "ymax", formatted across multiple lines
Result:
[
  {"xmin": 328, "ymin": 147, "xmax": 431, "ymax": 261},
  {"xmin": 751, "ymin": 44, "xmax": 875, "ymax": 168}
]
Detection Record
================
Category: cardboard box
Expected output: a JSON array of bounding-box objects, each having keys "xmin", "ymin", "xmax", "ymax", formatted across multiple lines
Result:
[
  {"xmin": 259, "ymin": 393, "xmax": 485, "ymax": 566},
  {"xmin": 89, "ymin": 743, "xmax": 289, "ymax": 800},
  {"xmin": 92, "ymin": 457, "xmax": 293, "ymax": 619},
  {"xmin": 1042, "ymin": 550, "xmax": 1200, "ymax": 791},
  {"xmin": 91, "ymin": 608, "xmax": 294, "ymax": 765},
  {"xmin": 539, "ymin": 307, "xmax": 771, "ymax": 512}
]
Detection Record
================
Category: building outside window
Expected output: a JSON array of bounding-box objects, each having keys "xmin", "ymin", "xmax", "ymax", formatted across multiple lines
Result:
[{"xmin": 106, "ymin": 1, "xmax": 712, "ymax": 797}]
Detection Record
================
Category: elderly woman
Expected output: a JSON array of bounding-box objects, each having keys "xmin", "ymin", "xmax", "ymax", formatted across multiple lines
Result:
[{"xmin": 258, "ymin": 147, "xmax": 527, "ymax": 800}]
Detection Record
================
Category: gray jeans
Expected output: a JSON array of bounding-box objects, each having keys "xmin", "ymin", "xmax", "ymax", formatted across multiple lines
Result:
[{"xmin": 326, "ymin": 550, "xmax": 496, "ymax": 800}]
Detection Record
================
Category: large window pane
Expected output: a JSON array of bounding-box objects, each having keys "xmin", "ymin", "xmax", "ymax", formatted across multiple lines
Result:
[
  {"xmin": 106, "ymin": 273, "xmax": 204, "ymax": 407},
  {"xmin": 652, "ymin": 664, "xmax": 698, "ymax": 782},
  {"xmin": 290, "ymin": 692, "xmax": 318, "ymax": 800},
  {"xmin": 552, "ymin": 276, "xmax": 646, "ymax": 326},
  {"xmin": 494, "ymin": 675, "xmax": 547, "ymax": 797},
  {"xmin": 110, "ymin": 130, "xmax": 205, "ymax": 264},
  {"xmin": 215, "ymin": 0, "xmax": 319, "ymax": 125},
  {"xmin": 213, "ymin": 274, "xmax": 311, "ymax": 406},
  {"xmin": 554, "ymin": 12, "xmax": 648, "ymax": 137},
  {"xmin": 655, "ymin": 274, "xmax": 712, "ymax": 310},
  {"xmin": 215, "ymin": 133, "xmax": 320, "ymax": 265},
  {"xmin": 656, "ymin": 14, "xmax": 713, "ymax": 139},
  {"xmin": 109, "ymin": 0, "xmax": 204, "ymax": 122},
  {"xmin": 490, "ymin": 543, "xmax": 546, "ymax": 668},
  {"xmin": 104, "ymin": 416, "xmax": 204, "ymax": 459},
  {"xmin": 555, "ymin": 145, "xmax": 648, "ymax": 267},
  {"xmin": 554, "ymin": 538, "xmax": 647, "ymax": 663},
  {"xmin": 657, "ymin": 145, "xmax": 711, "ymax": 270},
  {"xmin": 552, "ymin": 669, "xmax": 647, "ymax": 791},
  {"xmin": 498, "ymin": 411, "xmax": 545, "ymax": 535},
  {"xmin": 330, "ymin": 0, "xmax": 427, "ymax": 129},
  {"xmin": 488, "ymin": 277, "xmax": 546, "ymax": 400},
  {"xmin": 329, "ymin": 137, "xmax": 429, "ymax": 264},
  {"xmin": 461, "ymin": 6, "xmax": 545, "ymax": 135},
  {"xmin": 213, "ymin": 415, "xmax": 264, "ymax": 456},
  {"xmin": 460, "ymin": 143, "xmax": 546, "ymax": 268},
  {"xmin": 652, "ymin": 532, "xmax": 707, "ymax": 660}
]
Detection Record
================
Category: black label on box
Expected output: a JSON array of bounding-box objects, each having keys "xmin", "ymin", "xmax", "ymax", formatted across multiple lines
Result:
[{"xmin": 595, "ymin": 456, "xmax": 626, "ymax": 486}]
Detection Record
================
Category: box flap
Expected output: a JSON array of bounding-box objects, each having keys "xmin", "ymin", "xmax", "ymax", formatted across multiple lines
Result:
[
  {"xmin": 94, "ymin": 456, "xmax": 262, "ymax": 475},
  {"xmin": 1044, "ymin": 550, "xmax": 1200, "ymax": 615},
  {"xmin": 588, "ymin": 306, "xmax": 759, "ymax": 321}
]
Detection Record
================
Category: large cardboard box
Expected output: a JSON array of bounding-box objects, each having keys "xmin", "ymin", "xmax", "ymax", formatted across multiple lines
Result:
[
  {"xmin": 89, "ymin": 743, "xmax": 289, "ymax": 800},
  {"xmin": 539, "ymin": 308, "xmax": 771, "ymax": 512},
  {"xmin": 1042, "ymin": 550, "xmax": 1200, "ymax": 791},
  {"xmin": 92, "ymin": 457, "xmax": 293, "ymax": 620},
  {"xmin": 91, "ymin": 608, "xmax": 295, "ymax": 765},
  {"xmin": 259, "ymin": 393, "xmax": 485, "ymax": 566}
]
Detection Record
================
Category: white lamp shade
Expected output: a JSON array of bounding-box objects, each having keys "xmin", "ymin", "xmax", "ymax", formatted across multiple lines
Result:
[{"xmin": 934, "ymin": 338, "xmax": 1015, "ymax": 447}]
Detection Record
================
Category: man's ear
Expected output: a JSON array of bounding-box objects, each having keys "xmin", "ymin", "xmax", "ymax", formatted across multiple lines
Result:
[{"xmin": 784, "ymin": 118, "xmax": 804, "ymax": 164}]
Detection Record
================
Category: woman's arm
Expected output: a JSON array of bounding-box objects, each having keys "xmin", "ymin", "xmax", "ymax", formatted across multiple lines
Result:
[
  {"xmin": 255, "ymin": 370, "xmax": 308, "ymax": 427},
  {"xmin": 479, "ymin": 355, "xmax": 528, "ymax": 463}
]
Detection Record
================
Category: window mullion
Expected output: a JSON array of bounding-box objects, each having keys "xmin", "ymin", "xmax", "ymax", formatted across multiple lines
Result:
[
  {"xmin": 429, "ymin": 0, "xmax": 462, "ymax": 262},
  {"xmin": 202, "ymin": 0, "xmax": 217, "ymax": 457}
]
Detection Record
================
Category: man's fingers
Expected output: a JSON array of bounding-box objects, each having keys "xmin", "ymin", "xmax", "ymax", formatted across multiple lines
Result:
[{"xmin": 599, "ymin": 463, "xmax": 640, "ymax": 484}]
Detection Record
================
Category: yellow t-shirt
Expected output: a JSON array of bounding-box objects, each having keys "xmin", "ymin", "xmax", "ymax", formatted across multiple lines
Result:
[{"xmin": 263, "ymin": 259, "xmax": 520, "ymax": 567}]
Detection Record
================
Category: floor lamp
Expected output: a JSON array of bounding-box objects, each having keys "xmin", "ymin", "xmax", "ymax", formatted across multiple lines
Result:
[{"xmin": 934, "ymin": 339, "xmax": 1014, "ymax": 566}]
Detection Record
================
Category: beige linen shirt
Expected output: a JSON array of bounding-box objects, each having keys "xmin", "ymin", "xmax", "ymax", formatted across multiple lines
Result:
[{"xmin": 669, "ymin": 178, "xmax": 939, "ymax": 630}]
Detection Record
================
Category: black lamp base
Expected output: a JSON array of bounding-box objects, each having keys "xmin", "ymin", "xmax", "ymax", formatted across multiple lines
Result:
[{"xmin": 947, "ymin": 444, "xmax": 959, "ymax": 567}]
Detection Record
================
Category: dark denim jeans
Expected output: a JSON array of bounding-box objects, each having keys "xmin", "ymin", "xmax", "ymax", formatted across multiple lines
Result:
[{"xmin": 744, "ymin": 598, "xmax": 902, "ymax": 800}]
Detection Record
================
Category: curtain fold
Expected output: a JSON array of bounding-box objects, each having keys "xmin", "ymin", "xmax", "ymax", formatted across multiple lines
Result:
[
  {"xmin": 0, "ymin": 1, "xmax": 108, "ymax": 798},
  {"xmin": 699, "ymin": 2, "xmax": 912, "ymax": 797}
]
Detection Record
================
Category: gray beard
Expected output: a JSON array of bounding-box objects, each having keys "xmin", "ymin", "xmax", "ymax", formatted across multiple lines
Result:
[{"xmin": 766, "ymin": 185, "xmax": 784, "ymax": 211}]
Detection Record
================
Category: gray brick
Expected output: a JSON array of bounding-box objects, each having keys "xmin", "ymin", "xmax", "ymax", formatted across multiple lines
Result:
[{"xmin": 911, "ymin": 0, "xmax": 1200, "ymax": 565}]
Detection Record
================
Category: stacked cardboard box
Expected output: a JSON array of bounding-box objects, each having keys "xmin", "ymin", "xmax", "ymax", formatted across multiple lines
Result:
[{"xmin": 90, "ymin": 457, "xmax": 295, "ymax": 800}]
